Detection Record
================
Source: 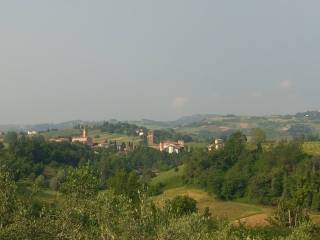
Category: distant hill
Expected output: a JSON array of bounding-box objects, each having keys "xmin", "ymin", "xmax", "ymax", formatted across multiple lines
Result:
[
  {"xmin": 0, "ymin": 120, "xmax": 97, "ymax": 132},
  {"xmin": 2, "ymin": 111, "xmax": 320, "ymax": 140}
]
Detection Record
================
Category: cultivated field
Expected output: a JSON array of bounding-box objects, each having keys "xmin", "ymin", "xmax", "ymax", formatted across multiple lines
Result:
[{"xmin": 41, "ymin": 129, "xmax": 142, "ymax": 144}]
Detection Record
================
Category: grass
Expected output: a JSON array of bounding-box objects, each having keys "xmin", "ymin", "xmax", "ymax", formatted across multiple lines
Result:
[
  {"xmin": 88, "ymin": 129, "xmax": 142, "ymax": 144},
  {"xmin": 303, "ymin": 142, "xmax": 320, "ymax": 156},
  {"xmin": 41, "ymin": 129, "xmax": 80, "ymax": 138},
  {"xmin": 153, "ymin": 186, "xmax": 272, "ymax": 222},
  {"xmin": 41, "ymin": 128, "xmax": 142, "ymax": 144},
  {"xmin": 185, "ymin": 141, "xmax": 208, "ymax": 149},
  {"xmin": 151, "ymin": 165, "xmax": 186, "ymax": 190},
  {"xmin": 150, "ymin": 167, "xmax": 269, "ymax": 221}
]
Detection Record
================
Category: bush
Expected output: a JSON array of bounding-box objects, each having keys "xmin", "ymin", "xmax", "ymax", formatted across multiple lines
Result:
[
  {"xmin": 165, "ymin": 195, "xmax": 198, "ymax": 216},
  {"xmin": 34, "ymin": 175, "xmax": 46, "ymax": 188}
]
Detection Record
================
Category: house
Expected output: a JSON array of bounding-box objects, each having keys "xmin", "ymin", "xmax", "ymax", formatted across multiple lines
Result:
[
  {"xmin": 159, "ymin": 140, "xmax": 185, "ymax": 154},
  {"xmin": 136, "ymin": 129, "xmax": 144, "ymax": 136},
  {"xmin": 208, "ymin": 139, "xmax": 224, "ymax": 151},
  {"xmin": 27, "ymin": 130, "xmax": 38, "ymax": 136},
  {"xmin": 72, "ymin": 128, "xmax": 93, "ymax": 146}
]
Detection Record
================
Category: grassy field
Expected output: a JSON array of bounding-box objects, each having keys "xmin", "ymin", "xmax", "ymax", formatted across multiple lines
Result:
[
  {"xmin": 41, "ymin": 129, "xmax": 80, "ymax": 138},
  {"xmin": 151, "ymin": 165, "xmax": 186, "ymax": 190},
  {"xmin": 151, "ymin": 166, "xmax": 320, "ymax": 226},
  {"xmin": 185, "ymin": 141, "xmax": 208, "ymax": 149},
  {"xmin": 41, "ymin": 128, "xmax": 142, "ymax": 144},
  {"xmin": 153, "ymin": 187, "xmax": 272, "ymax": 222},
  {"xmin": 151, "ymin": 166, "xmax": 271, "ymax": 223},
  {"xmin": 303, "ymin": 141, "xmax": 320, "ymax": 156}
]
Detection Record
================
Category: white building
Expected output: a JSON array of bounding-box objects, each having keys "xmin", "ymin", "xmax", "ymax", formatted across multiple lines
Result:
[{"xmin": 208, "ymin": 139, "xmax": 224, "ymax": 151}]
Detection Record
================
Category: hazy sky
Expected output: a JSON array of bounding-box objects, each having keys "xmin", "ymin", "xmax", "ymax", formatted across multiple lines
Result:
[{"xmin": 1, "ymin": 1, "xmax": 319, "ymax": 124}]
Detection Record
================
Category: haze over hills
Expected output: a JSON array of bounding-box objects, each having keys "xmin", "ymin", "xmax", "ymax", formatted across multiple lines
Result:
[{"xmin": 1, "ymin": 111, "xmax": 319, "ymax": 140}]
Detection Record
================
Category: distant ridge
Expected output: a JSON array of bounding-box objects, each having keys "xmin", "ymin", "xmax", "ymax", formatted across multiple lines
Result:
[{"xmin": 1, "ymin": 111, "xmax": 320, "ymax": 134}]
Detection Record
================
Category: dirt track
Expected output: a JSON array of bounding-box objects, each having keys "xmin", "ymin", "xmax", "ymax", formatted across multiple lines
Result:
[{"xmin": 235, "ymin": 213, "xmax": 269, "ymax": 227}]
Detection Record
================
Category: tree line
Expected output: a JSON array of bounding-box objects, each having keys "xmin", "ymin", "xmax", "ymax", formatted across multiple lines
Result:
[{"xmin": 184, "ymin": 130, "xmax": 320, "ymax": 211}]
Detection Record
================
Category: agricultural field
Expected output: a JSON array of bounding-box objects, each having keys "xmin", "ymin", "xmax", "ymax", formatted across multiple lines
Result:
[
  {"xmin": 88, "ymin": 129, "xmax": 142, "ymax": 144},
  {"xmin": 41, "ymin": 128, "xmax": 142, "ymax": 144},
  {"xmin": 151, "ymin": 165, "xmax": 186, "ymax": 190},
  {"xmin": 41, "ymin": 128, "xmax": 80, "ymax": 138}
]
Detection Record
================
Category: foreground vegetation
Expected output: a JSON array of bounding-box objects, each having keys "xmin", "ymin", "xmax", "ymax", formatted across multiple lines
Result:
[
  {"xmin": 1, "ymin": 166, "xmax": 319, "ymax": 240},
  {"xmin": 2, "ymin": 128, "xmax": 320, "ymax": 239}
]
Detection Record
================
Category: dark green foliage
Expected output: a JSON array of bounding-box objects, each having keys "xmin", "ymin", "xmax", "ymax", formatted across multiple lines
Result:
[
  {"xmin": 0, "ymin": 167, "xmax": 319, "ymax": 239},
  {"xmin": 165, "ymin": 195, "xmax": 198, "ymax": 216},
  {"xmin": 0, "ymin": 135, "xmax": 95, "ymax": 180},
  {"xmin": 3, "ymin": 132, "xmax": 18, "ymax": 148},
  {"xmin": 0, "ymin": 167, "xmax": 17, "ymax": 227},
  {"xmin": 148, "ymin": 182, "xmax": 164, "ymax": 196},
  {"xmin": 153, "ymin": 128, "xmax": 193, "ymax": 143},
  {"xmin": 97, "ymin": 121, "xmax": 146, "ymax": 136},
  {"xmin": 61, "ymin": 165, "xmax": 99, "ymax": 200},
  {"xmin": 107, "ymin": 169, "xmax": 142, "ymax": 203},
  {"xmin": 185, "ymin": 132, "xmax": 320, "ymax": 209}
]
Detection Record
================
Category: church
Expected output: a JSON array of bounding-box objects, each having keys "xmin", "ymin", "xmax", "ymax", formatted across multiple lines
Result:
[{"xmin": 72, "ymin": 128, "xmax": 93, "ymax": 146}]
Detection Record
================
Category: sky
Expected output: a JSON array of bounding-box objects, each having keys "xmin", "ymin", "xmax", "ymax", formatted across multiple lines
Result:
[{"xmin": 0, "ymin": 0, "xmax": 319, "ymax": 124}]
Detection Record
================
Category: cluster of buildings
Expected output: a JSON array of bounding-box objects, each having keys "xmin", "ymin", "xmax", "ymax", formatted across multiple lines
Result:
[
  {"xmin": 49, "ymin": 128, "xmax": 137, "ymax": 153},
  {"xmin": 207, "ymin": 139, "xmax": 224, "ymax": 151},
  {"xmin": 147, "ymin": 130, "xmax": 185, "ymax": 154},
  {"xmin": 46, "ymin": 127, "xmax": 225, "ymax": 154},
  {"xmin": 27, "ymin": 130, "xmax": 38, "ymax": 136}
]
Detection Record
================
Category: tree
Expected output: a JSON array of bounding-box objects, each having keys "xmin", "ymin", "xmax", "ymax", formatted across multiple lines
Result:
[
  {"xmin": 250, "ymin": 128, "xmax": 266, "ymax": 150},
  {"xmin": 61, "ymin": 165, "xmax": 99, "ymax": 200},
  {"xmin": 0, "ymin": 167, "xmax": 17, "ymax": 227},
  {"xmin": 165, "ymin": 196, "xmax": 198, "ymax": 216},
  {"xmin": 269, "ymin": 199, "xmax": 310, "ymax": 228},
  {"xmin": 4, "ymin": 132, "xmax": 18, "ymax": 148},
  {"xmin": 34, "ymin": 174, "xmax": 46, "ymax": 188},
  {"xmin": 107, "ymin": 169, "xmax": 142, "ymax": 203}
]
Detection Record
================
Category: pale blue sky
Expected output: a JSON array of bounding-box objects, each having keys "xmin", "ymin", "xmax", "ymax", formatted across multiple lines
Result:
[{"xmin": 0, "ymin": 0, "xmax": 319, "ymax": 123}]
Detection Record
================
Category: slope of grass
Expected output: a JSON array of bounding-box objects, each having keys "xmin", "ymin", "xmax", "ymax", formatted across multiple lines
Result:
[
  {"xmin": 153, "ymin": 187, "xmax": 272, "ymax": 221},
  {"xmin": 151, "ymin": 165, "xmax": 186, "ymax": 190},
  {"xmin": 41, "ymin": 128, "xmax": 142, "ymax": 144},
  {"xmin": 41, "ymin": 129, "xmax": 80, "ymax": 138},
  {"xmin": 185, "ymin": 141, "xmax": 208, "ymax": 149},
  {"xmin": 303, "ymin": 142, "xmax": 320, "ymax": 156},
  {"xmin": 88, "ymin": 130, "xmax": 142, "ymax": 144}
]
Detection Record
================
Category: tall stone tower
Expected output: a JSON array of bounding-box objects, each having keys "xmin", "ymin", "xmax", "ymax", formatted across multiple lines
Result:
[
  {"xmin": 147, "ymin": 130, "xmax": 154, "ymax": 146},
  {"xmin": 82, "ymin": 128, "xmax": 88, "ymax": 138}
]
